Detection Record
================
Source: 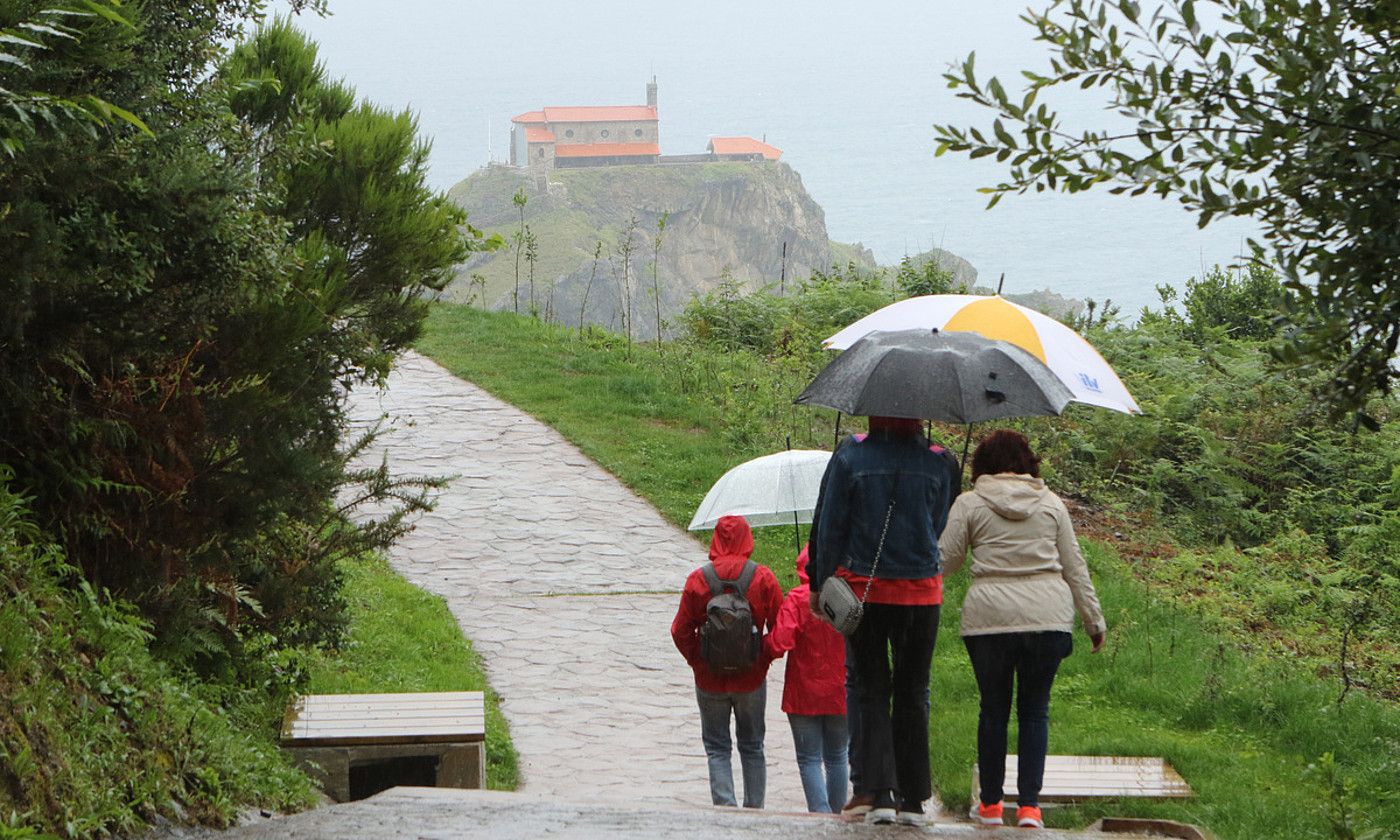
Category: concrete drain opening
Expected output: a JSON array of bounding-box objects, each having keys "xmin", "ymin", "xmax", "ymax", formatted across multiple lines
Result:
[{"xmin": 349, "ymin": 756, "xmax": 440, "ymax": 801}]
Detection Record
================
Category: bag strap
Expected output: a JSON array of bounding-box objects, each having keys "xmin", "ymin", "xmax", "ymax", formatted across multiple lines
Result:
[
  {"xmin": 857, "ymin": 467, "xmax": 903, "ymax": 610},
  {"xmin": 734, "ymin": 560, "xmax": 758, "ymax": 597},
  {"xmin": 701, "ymin": 560, "xmax": 757, "ymax": 597},
  {"xmin": 700, "ymin": 562, "xmax": 723, "ymax": 597}
]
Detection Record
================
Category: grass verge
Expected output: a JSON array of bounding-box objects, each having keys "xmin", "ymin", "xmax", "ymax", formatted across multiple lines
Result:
[
  {"xmin": 418, "ymin": 306, "xmax": 1398, "ymax": 839},
  {"xmin": 303, "ymin": 556, "xmax": 519, "ymax": 790}
]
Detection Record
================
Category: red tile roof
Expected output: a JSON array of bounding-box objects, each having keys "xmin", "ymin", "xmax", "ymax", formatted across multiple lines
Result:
[
  {"xmin": 709, "ymin": 136, "xmax": 782, "ymax": 160},
  {"xmin": 554, "ymin": 142, "xmax": 661, "ymax": 158},
  {"xmin": 524, "ymin": 126, "xmax": 555, "ymax": 143},
  {"xmin": 513, "ymin": 106, "xmax": 658, "ymax": 124}
]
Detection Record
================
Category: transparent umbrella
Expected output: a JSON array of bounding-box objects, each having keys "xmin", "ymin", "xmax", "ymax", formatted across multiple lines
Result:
[{"xmin": 688, "ymin": 449, "xmax": 832, "ymax": 550}]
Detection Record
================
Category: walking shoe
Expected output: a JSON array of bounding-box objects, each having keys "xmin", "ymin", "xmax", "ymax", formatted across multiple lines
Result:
[
  {"xmin": 1016, "ymin": 805, "xmax": 1044, "ymax": 828},
  {"xmin": 841, "ymin": 793, "xmax": 875, "ymax": 817},
  {"xmin": 895, "ymin": 798, "xmax": 927, "ymax": 826},
  {"xmin": 969, "ymin": 800, "xmax": 1004, "ymax": 825},
  {"xmin": 864, "ymin": 790, "xmax": 898, "ymax": 825}
]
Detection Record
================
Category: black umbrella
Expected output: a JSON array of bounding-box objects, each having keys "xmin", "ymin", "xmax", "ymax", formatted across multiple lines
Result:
[
  {"xmin": 795, "ymin": 329, "xmax": 1074, "ymax": 472},
  {"xmin": 795, "ymin": 329, "xmax": 1073, "ymax": 422}
]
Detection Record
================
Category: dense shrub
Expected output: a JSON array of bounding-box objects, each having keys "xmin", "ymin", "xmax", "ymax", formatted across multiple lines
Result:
[
  {"xmin": 0, "ymin": 472, "xmax": 315, "ymax": 837},
  {"xmin": 0, "ymin": 4, "xmax": 474, "ymax": 680}
]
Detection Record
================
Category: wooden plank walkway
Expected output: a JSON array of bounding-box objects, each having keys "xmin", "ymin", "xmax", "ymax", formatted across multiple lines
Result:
[
  {"xmin": 282, "ymin": 692, "xmax": 486, "ymax": 748},
  {"xmin": 975, "ymin": 755, "xmax": 1193, "ymax": 803}
]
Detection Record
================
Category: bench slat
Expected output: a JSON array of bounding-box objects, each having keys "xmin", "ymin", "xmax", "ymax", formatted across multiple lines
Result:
[
  {"xmin": 975, "ymin": 755, "xmax": 1193, "ymax": 801},
  {"xmin": 296, "ymin": 698, "xmax": 484, "ymax": 712},
  {"xmin": 294, "ymin": 707, "xmax": 487, "ymax": 722},
  {"xmin": 282, "ymin": 691, "xmax": 487, "ymax": 747},
  {"xmin": 295, "ymin": 691, "xmax": 483, "ymax": 704},
  {"xmin": 287, "ymin": 716, "xmax": 486, "ymax": 732},
  {"xmin": 287, "ymin": 732, "xmax": 486, "ymax": 747}
]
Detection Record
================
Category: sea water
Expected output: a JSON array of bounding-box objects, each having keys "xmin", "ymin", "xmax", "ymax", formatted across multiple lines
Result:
[{"xmin": 272, "ymin": 0, "xmax": 1260, "ymax": 315}]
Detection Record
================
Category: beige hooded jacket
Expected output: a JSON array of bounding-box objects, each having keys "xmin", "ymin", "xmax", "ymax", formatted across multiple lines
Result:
[{"xmin": 938, "ymin": 473, "xmax": 1106, "ymax": 637}]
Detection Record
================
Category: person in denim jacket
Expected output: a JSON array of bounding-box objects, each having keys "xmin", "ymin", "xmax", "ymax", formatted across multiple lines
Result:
[{"xmin": 806, "ymin": 416, "xmax": 957, "ymax": 825}]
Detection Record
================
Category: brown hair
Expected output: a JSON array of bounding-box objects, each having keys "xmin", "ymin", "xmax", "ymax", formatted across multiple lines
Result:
[{"xmin": 970, "ymin": 429, "xmax": 1041, "ymax": 480}]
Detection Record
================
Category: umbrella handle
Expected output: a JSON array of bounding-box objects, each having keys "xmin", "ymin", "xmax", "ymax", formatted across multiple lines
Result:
[{"xmin": 960, "ymin": 423, "xmax": 974, "ymax": 487}]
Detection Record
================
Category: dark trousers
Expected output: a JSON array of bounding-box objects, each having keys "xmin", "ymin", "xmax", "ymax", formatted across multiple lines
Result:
[
  {"xmin": 963, "ymin": 631, "xmax": 1073, "ymax": 808},
  {"xmin": 845, "ymin": 637, "xmax": 863, "ymax": 795},
  {"xmin": 848, "ymin": 603, "xmax": 939, "ymax": 804}
]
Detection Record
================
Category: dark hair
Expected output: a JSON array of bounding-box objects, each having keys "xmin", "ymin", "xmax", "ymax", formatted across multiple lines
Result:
[{"xmin": 971, "ymin": 429, "xmax": 1041, "ymax": 480}]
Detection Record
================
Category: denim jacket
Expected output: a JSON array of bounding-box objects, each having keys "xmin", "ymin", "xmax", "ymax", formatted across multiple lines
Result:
[{"xmin": 807, "ymin": 431, "xmax": 958, "ymax": 591}]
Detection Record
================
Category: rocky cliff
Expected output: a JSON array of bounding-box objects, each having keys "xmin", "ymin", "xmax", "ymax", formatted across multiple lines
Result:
[{"xmin": 445, "ymin": 162, "xmax": 865, "ymax": 334}]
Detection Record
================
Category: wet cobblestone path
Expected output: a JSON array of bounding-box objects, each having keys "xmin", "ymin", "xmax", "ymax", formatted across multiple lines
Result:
[{"xmin": 344, "ymin": 352, "xmax": 805, "ymax": 809}]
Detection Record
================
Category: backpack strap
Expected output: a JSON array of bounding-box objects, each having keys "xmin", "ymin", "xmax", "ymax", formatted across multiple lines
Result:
[
  {"xmin": 701, "ymin": 560, "xmax": 758, "ymax": 596},
  {"xmin": 700, "ymin": 562, "xmax": 724, "ymax": 596},
  {"xmin": 734, "ymin": 560, "xmax": 758, "ymax": 596}
]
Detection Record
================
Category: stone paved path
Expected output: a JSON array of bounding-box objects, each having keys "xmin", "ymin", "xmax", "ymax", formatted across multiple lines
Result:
[
  {"xmin": 210, "ymin": 788, "xmax": 1101, "ymax": 838},
  {"xmin": 343, "ymin": 352, "xmax": 805, "ymax": 809}
]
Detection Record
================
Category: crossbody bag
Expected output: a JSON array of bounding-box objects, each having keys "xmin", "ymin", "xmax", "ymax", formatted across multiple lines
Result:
[{"xmin": 817, "ymin": 467, "xmax": 903, "ymax": 636}]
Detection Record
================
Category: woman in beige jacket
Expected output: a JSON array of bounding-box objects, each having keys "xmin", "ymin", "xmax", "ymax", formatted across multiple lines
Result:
[{"xmin": 937, "ymin": 430, "xmax": 1107, "ymax": 829}]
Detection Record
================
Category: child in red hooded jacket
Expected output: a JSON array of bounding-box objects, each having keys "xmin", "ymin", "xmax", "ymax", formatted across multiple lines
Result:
[
  {"xmin": 764, "ymin": 543, "xmax": 849, "ymax": 812},
  {"xmin": 671, "ymin": 515, "xmax": 783, "ymax": 808}
]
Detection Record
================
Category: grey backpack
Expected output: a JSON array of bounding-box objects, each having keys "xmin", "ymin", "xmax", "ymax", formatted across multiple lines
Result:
[{"xmin": 698, "ymin": 561, "xmax": 761, "ymax": 672}]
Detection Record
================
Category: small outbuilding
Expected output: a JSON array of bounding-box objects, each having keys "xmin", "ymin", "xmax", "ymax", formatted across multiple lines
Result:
[{"xmin": 708, "ymin": 136, "xmax": 783, "ymax": 162}]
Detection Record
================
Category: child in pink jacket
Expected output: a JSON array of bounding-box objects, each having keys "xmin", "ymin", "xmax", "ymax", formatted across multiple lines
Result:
[{"xmin": 764, "ymin": 543, "xmax": 848, "ymax": 812}]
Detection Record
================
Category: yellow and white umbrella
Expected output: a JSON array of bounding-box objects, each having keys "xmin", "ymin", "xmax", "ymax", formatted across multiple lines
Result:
[{"xmin": 824, "ymin": 294, "xmax": 1141, "ymax": 415}]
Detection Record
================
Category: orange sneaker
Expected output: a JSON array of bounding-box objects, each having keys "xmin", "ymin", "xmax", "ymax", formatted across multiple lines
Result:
[
  {"xmin": 969, "ymin": 800, "xmax": 1004, "ymax": 825},
  {"xmin": 1016, "ymin": 805, "xmax": 1044, "ymax": 828}
]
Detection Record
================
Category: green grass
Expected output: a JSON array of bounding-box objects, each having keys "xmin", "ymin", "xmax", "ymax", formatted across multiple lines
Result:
[
  {"xmin": 934, "ymin": 543, "xmax": 1398, "ymax": 837},
  {"xmin": 417, "ymin": 306, "xmax": 1399, "ymax": 839},
  {"xmin": 304, "ymin": 556, "xmax": 519, "ymax": 790}
]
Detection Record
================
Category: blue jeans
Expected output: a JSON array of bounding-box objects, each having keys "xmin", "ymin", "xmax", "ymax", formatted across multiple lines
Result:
[
  {"xmin": 964, "ymin": 631, "xmax": 1073, "ymax": 807},
  {"xmin": 696, "ymin": 684, "xmax": 767, "ymax": 807},
  {"xmin": 788, "ymin": 713, "xmax": 849, "ymax": 813}
]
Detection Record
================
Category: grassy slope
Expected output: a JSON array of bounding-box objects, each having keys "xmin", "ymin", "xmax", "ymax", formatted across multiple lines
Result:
[
  {"xmin": 417, "ymin": 306, "xmax": 1398, "ymax": 840},
  {"xmin": 303, "ymin": 557, "xmax": 519, "ymax": 790},
  {"xmin": 445, "ymin": 161, "xmax": 834, "ymax": 311},
  {"xmin": 447, "ymin": 162, "xmax": 762, "ymax": 306}
]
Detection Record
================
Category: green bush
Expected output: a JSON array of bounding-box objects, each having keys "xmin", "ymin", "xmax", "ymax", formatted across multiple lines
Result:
[
  {"xmin": 0, "ymin": 472, "xmax": 314, "ymax": 838},
  {"xmin": 0, "ymin": 3, "xmax": 480, "ymax": 685}
]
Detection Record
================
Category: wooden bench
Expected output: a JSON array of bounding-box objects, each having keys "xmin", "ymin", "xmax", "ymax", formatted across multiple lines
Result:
[
  {"xmin": 281, "ymin": 691, "xmax": 486, "ymax": 801},
  {"xmin": 972, "ymin": 755, "xmax": 1192, "ymax": 804}
]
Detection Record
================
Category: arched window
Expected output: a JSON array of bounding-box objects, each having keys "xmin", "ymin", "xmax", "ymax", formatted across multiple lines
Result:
[{"xmin": 537, "ymin": 148, "xmax": 544, "ymax": 158}]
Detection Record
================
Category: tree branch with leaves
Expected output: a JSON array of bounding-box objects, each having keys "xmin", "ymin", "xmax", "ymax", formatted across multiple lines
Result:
[{"xmin": 934, "ymin": 0, "xmax": 1400, "ymax": 421}]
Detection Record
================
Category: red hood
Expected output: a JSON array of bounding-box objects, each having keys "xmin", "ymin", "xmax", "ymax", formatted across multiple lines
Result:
[
  {"xmin": 795, "ymin": 543, "xmax": 810, "ymax": 584},
  {"xmin": 709, "ymin": 515, "xmax": 754, "ymax": 562},
  {"xmin": 869, "ymin": 415, "xmax": 922, "ymax": 437}
]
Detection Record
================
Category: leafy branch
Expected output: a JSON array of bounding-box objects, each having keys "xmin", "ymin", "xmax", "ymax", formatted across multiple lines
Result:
[{"xmin": 933, "ymin": 0, "xmax": 1400, "ymax": 419}]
